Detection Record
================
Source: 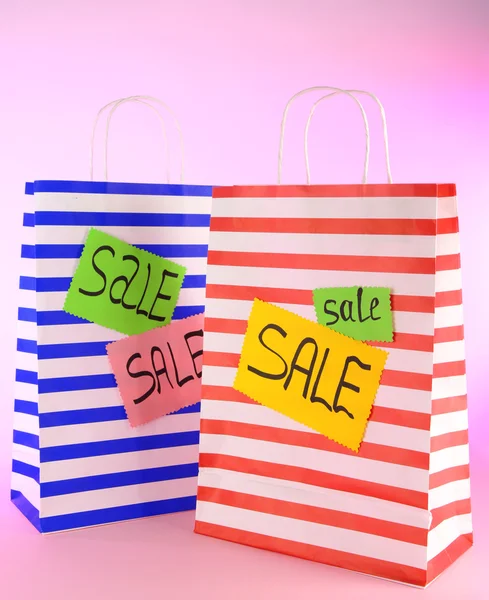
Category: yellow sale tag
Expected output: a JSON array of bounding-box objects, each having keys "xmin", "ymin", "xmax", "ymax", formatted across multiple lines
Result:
[{"xmin": 233, "ymin": 299, "xmax": 389, "ymax": 452}]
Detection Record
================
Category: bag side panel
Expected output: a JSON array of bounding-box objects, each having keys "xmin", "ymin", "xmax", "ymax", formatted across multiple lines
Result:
[
  {"xmin": 11, "ymin": 184, "xmax": 41, "ymax": 531},
  {"xmin": 427, "ymin": 189, "xmax": 473, "ymax": 584}
]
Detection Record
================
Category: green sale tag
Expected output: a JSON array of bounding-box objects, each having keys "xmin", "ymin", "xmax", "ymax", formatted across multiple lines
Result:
[
  {"xmin": 313, "ymin": 286, "xmax": 394, "ymax": 342},
  {"xmin": 64, "ymin": 228, "xmax": 187, "ymax": 336}
]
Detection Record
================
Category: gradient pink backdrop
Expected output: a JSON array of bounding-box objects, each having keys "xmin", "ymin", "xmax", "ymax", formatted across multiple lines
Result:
[{"xmin": 0, "ymin": 1, "xmax": 488, "ymax": 598}]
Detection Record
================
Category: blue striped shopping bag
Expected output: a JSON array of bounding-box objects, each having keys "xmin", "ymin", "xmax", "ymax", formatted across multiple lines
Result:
[{"xmin": 11, "ymin": 97, "xmax": 213, "ymax": 533}]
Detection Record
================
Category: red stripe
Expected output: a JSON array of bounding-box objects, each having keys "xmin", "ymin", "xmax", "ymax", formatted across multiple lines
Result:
[
  {"xmin": 200, "ymin": 419, "xmax": 429, "ymax": 469},
  {"xmin": 430, "ymin": 499, "xmax": 472, "ymax": 530},
  {"xmin": 212, "ymin": 183, "xmax": 456, "ymax": 198},
  {"xmin": 435, "ymin": 254, "xmax": 461, "ymax": 271},
  {"xmin": 426, "ymin": 533, "xmax": 472, "ymax": 584},
  {"xmin": 205, "ymin": 284, "xmax": 435, "ymax": 314},
  {"xmin": 432, "ymin": 395, "xmax": 468, "ymax": 415},
  {"xmin": 204, "ymin": 318, "xmax": 434, "ymax": 352},
  {"xmin": 429, "ymin": 465, "xmax": 470, "ymax": 489},
  {"xmin": 431, "ymin": 430, "xmax": 468, "ymax": 452},
  {"xmin": 435, "ymin": 290, "xmax": 463, "ymax": 307},
  {"xmin": 203, "ymin": 350, "xmax": 433, "ymax": 392},
  {"xmin": 207, "ymin": 250, "xmax": 436, "ymax": 274},
  {"xmin": 436, "ymin": 217, "xmax": 459, "ymax": 235},
  {"xmin": 210, "ymin": 217, "xmax": 436, "ymax": 236},
  {"xmin": 433, "ymin": 361, "xmax": 466, "ymax": 378},
  {"xmin": 199, "ymin": 453, "xmax": 428, "ymax": 509},
  {"xmin": 434, "ymin": 325, "xmax": 464, "ymax": 343},
  {"xmin": 202, "ymin": 385, "xmax": 431, "ymax": 431},
  {"xmin": 197, "ymin": 486, "xmax": 428, "ymax": 546},
  {"xmin": 195, "ymin": 521, "xmax": 427, "ymax": 586}
]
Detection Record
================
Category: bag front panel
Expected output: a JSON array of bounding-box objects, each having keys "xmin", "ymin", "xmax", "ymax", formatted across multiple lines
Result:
[
  {"xmin": 196, "ymin": 184, "xmax": 442, "ymax": 586},
  {"xmin": 31, "ymin": 181, "xmax": 212, "ymax": 532}
]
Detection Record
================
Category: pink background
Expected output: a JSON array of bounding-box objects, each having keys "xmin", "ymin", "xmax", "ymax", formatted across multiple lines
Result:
[{"xmin": 0, "ymin": 0, "xmax": 488, "ymax": 597}]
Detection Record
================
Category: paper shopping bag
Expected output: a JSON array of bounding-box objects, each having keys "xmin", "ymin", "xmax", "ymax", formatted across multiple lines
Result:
[
  {"xmin": 194, "ymin": 88, "xmax": 473, "ymax": 587},
  {"xmin": 12, "ymin": 96, "xmax": 212, "ymax": 533}
]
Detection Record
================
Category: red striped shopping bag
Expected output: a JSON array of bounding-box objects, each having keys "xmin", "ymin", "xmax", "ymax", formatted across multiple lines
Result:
[{"xmin": 194, "ymin": 88, "xmax": 472, "ymax": 587}]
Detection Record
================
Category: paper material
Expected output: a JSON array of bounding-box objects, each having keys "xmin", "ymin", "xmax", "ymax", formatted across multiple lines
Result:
[
  {"xmin": 106, "ymin": 313, "xmax": 204, "ymax": 427},
  {"xmin": 64, "ymin": 228, "xmax": 187, "ymax": 335},
  {"xmin": 233, "ymin": 299, "xmax": 388, "ymax": 452},
  {"xmin": 313, "ymin": 286, "xmax": 394, "ymax": 342}
]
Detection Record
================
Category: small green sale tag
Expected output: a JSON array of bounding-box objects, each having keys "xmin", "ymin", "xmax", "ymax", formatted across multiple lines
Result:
[
  {"xmin": 63, "ymin": 228, "xmax": 187, "ymax": 336},
  {"xmin": 313, "ymin": 286, "xmax": 393, "ymax": 342}
]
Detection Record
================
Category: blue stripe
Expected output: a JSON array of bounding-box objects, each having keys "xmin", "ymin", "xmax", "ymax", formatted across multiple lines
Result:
[
  {"xmin": 25, "ymin": 182, "xmax": 34, "ymax": 195},
  {"xmin": 33, "ymin": 180, "xmax": 212, "ymax": 197},
  {"xmin": 40, "ymin": 430, "xmax": 199, "ymax": 462},
  {"xmin": 23, "ymin": 213, "xmax": 34, "ymax": 227},
  {"xmin": 20, "ymin": 274, "xmax": 206, "ymax": 293},
  {"xmin": 35, "ymin": 211, "xmax": 210, "ymax": 227},
  {"xmin": 17, "ymin": 338, "xmax": 38, "ymax": 354},
  {"xmin": 35, "ymin": 305, "xmax": 205, "ymax": 326},
  {"xmin": 38, "ymin": 340, "xmax": 111, "ymax": 359},
  {"xmin": 11, "ymin": 490, "xmax": 41, "ymax": 532},
  {"xmin": 39, "ymin": 373, "xmax": 114, "ymax": 394},
  {"xmin": 34, "ymin": 243, "xmax": 208, "ymax": 259},
  {"xmin": 19, "ymin": 276, "xmax": 36, "ymax": 291},
  {"xmin": 39, "ymin": 495, "xmax": 196, "ymax": 533},
  {"xmin": 16, "ymin": 369, "xmax": 38, "ymax": 385},
  {"xmin": 39, "ymin": 402, "xmax": 200, "ymax": 427},
  {"xmin": 41, "ymin": 462, "xmax": 198, "ymax": 498},
  {"xmin": 14, "ymin": 399, "xmax": 39, "ymax": 416},
  {"xmin": 21, "ymin": 244, "xmax": 36, "ymax": 259},
  {"xmin": 18, "ymin": 307, "xmax": 37, "ymax": 322},
  {"xmin": 12, "ymin": 460, "xmax": 40, "ymax": 483},
  {"xmin": 13, "ymin": 430, "xmax": 39, "ymax": 450}
]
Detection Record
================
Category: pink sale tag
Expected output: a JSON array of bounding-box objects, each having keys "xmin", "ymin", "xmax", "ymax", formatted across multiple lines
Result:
[{"xmin": 106, "ymin": 313, "xmax": 204, "ymax": 427}]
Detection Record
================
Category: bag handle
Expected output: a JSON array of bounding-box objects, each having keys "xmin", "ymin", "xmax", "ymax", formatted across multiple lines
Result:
[
  {"xmin": 278, "ymin": 86, "xmax": 370, "ymax": 184},
  {"xmin": 90, "ymin": 95, "xmax": 185, "ymax": 183},
  {"xmin": 304, "ymin": 89, "xmax": 392, "ymax": 184}
]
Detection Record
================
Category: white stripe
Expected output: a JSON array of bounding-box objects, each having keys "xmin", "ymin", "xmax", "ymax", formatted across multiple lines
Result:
[
  {"xmin": 202, "ymin": 365, "xmax": 433, "ymax": 414},
  {"xmin": 38, "ymin": 323, "xmax": 125, "ymax": 345},
  {"xmin": 36, "ymin": 192, "xmax": 212, "ymax": 214},
  {"xmin": 429, "ymin": 479, "xmax": 471, "ymax": 510},
  {"xmin": 195, "ymin": 501, "xmax": 427, "ymax": 569},
  {"xmin": 13, "ymin": 412, "xmax": 38, "ymax": 436},
  {"xmin": 36, "ymin": 225, "xmax": 210, "ymax": 246},
  {"xmin": 434, "ymin": 305, "xmax": 464, "ymax": 328},
  {"xmin": 35, "ymin": 256, "xmax": 208, "ymax": 278},
  {"xmin": 432, "ymin": 376, "xmax": 467, "ymax": 400},
  {"xmin": 42, "ymin": 476, "xmax": 198, "ymax": 517},
  {"xmin": 40, "ymin": 388, "xmax": 123, "ymax": 412},
  {"xmin": 41, "ymin": 444, "xmax": 199, "ymax": 483},
  {"xmin": 430, "ymin": 411, "xmax": 468, "ymax": 438},
  {"xmin": 14, "ymin": 382, "xmax": 38, "ymax": 403},
  {"xmin": 39, "ymin": 354, "xmax": 111, "ymax": 378},
  {"xmin": 204, "ymin": 298, "xmax": 435, "ymax": 336},
  {"xmin": 19, "ymin": 258, "xmax": 36, "ymax": 277},
  {"xmin": 433, "ymin": 341, "xmax": 465, "ymax": 364},
  {"xmin": 16, "ymin": 351, "xmax": 38, "ymax": 373},
  {"xmin": 429, "ymin": 445, "xmax": 469, "ymax": 475},
  {"xmin": 207, "ymin": 265, "xmax": 436, "ymax": 297},
  {"xmin": 437, "ymin": 197, "xmax": 458, "ymax": 219},
  {"xmin": 40, "ymin": 411, "xmax": 200, "ymax": 447},
  {"xmin": 210, "ymin": 196, "xmax": 438, "ymax": 219},
  {"xmin": 209, "ymin": 231, "xmax": 436, "ymax": 258},
  {"xmin": 18, "ymin": 289, "xmax": 36, "ymax": 309},
  {"xmin": 201, "ymin": 400, "xmax": 430, "ymax": 453},
  {"xmin": 199, "ymin": 432, "xmax": 428, "ymax": 492},
  {"xmin": 198, "ymin": 467, "xmax": 431, "ymax": 529},
  {"xmin": 16, "ymin": 320, "xmax": 38, "ymax": 341},
  {"xmin": 435, "ymin": 269, "xmax": 462, "ymax": 293},
  {"xmin": 36, "ymin": 287, "xmax": 206, "ymax": 312},
  {"xmin": 203, "ymin": 331, "xmax": 434, "ymax": 375},
  {"xmin": 11, "ymin": 472, "xmax": 40, "ymax": 510},
  {"xmin": 12, "ymin": 444, "xmax": 40, "ymax": 467},
  {"xmin": 436, "ymin": 233, "xmax": 460, "ymax": 257},
  {"xmin": 427, "ymin": 514, "xmax": 472, "ymax": 561}
]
